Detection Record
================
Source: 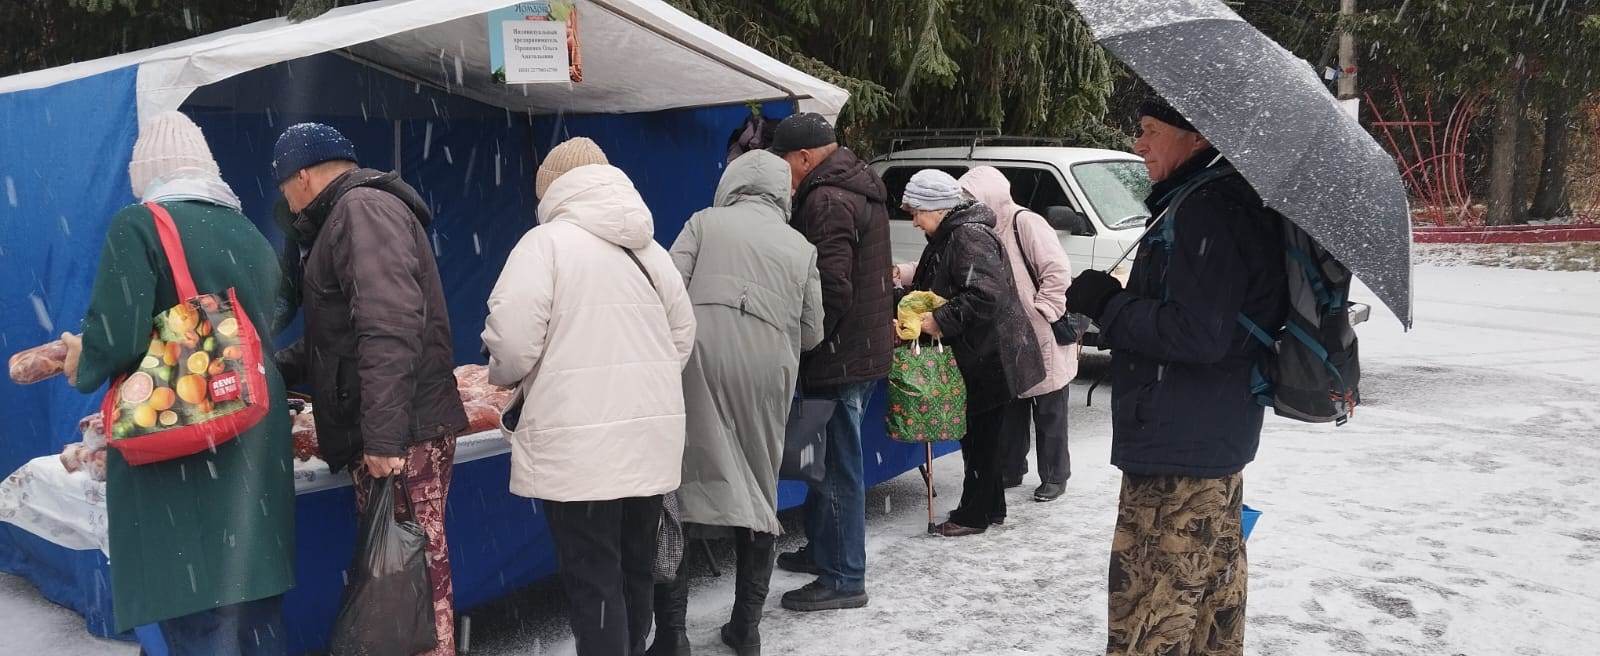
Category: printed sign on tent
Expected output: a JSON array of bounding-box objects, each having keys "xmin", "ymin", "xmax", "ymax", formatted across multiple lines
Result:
[{"xmin": 488, "ymin": 2, "xmax": 583, "ymax": 84}]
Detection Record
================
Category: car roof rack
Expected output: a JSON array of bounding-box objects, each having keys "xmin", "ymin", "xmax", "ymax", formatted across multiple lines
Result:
[{"xmin": 881, "ymin": 129, "xmax": 1074, "ymax": 159}]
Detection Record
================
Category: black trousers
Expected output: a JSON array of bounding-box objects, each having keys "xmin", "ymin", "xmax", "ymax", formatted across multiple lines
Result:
[
  {"xmin": 949, "ymin": 400, "xmax": 1031, "ymax": 528},
  {"xmin": 544, "ymin": 496, "xmax": 664, "ymax": 656},
  {"xmin": 1004, "ymin": 386, "xmax": 1072, "ymax": 485}
]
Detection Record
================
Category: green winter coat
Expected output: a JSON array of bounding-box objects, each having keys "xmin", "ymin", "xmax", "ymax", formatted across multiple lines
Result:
[{"xmin": 74, "ymin": 200, "xmax": 295, "ymax": 632}]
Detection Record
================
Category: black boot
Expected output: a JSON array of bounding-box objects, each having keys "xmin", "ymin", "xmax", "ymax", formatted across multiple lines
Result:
[
  {"xmin": 721, "ymin": 530, "xmax": 775, "ymax": 656},
  {"xmin": 647, "ymin": 571, "xmax": 691, "ymax": 656}
]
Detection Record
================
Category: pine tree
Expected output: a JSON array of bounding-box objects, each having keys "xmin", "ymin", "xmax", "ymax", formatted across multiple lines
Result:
[{"xmin": 667, "ymin": 0, "xmax": 1121, "ymax": 154}]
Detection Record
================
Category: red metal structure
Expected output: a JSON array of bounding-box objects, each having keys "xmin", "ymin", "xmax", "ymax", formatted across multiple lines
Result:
[{"xmin": 1366, "ymin": 79, "xmax": 1486, "ymax": 226}]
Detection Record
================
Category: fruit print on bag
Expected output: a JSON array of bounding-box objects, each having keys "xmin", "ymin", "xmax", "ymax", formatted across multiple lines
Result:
[{"xmin": 110, "ymin": 296, "xmax": 253, "ymax": 440}]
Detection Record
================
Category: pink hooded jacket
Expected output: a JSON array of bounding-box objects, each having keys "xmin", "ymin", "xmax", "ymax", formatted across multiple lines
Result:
[{"xmin": 959, "ymin": 167, "xmax": 1078, "ymax": 395}]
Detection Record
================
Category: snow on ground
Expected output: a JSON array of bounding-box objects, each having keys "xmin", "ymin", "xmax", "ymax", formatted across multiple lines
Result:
[
  {"xmin": 1413, "ymin": 242, "xmax": 1600, "ymax": 272},
  {"xmin": 5, "ymin": 263, "xmax": 1599, "ymax": 655}
]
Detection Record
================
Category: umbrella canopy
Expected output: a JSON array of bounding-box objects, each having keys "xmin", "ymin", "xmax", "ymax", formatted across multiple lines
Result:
[{"xmin": 1073, "ymin": 0, "xmax": 1413, "ymax": 328}]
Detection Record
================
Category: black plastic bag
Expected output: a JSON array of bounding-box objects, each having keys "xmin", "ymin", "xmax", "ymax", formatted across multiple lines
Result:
[
  {"xmin": 329, "ymin": 477, "xmax": 436, "ymax": 656},
  {"xmin": 781, "ymin": 397, "xmax": 835, "ymax": 484}
]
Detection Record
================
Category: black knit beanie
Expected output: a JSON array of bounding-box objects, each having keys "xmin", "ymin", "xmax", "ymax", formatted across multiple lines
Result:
[{"xmin": 1137, "ymin": 98, "xmax": 1197, "ymax": 133}]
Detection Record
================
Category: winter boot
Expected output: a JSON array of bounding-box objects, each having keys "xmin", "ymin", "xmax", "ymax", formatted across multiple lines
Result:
[
  {"xmin": 721, "ymin": 530, "xmax": 775, "ymax": 656},
  {"xmin": 647, "ymin": 572, "xmax": 691, "ymax": 656}
]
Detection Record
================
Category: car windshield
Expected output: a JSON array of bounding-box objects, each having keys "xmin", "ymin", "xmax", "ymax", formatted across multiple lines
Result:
[{"xmin": 1072, "ymin": 161, "xmax": 1151, "ymax": 230}]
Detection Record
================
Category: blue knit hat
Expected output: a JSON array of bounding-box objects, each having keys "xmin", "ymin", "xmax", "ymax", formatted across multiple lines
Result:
[{"xmin": 271, "ymin": 123, "xmax": 358, "ymax": 182}]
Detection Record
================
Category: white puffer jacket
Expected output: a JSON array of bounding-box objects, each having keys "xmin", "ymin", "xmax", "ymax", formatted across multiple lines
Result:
[{"xmin": 482, "ymin": 164, "xmax": 696, "ymax": 502}]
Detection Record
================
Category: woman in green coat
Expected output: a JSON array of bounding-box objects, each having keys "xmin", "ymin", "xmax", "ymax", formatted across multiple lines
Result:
[{"xmin": 62, "ymin": 111, "xmax": 294, "ymax": 656}]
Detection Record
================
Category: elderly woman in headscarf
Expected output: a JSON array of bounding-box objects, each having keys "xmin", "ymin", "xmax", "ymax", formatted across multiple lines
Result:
[
  {"xmin": 892, "ymin": 169, "xmax": 1043, "ymax": 537},
  {"xmin": 61, "ymin": 111, "xmax": 294, "ymax": 655}
]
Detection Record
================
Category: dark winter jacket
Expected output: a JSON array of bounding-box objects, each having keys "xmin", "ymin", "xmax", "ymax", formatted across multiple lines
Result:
[
  {"xmin": 276, "ymin": 168, "xmax": 469, "ymax": 472},
  {"xmin": 790, "ymin": 147, "xmax": 894, "ymax": 389},
  {"xmin": 910, "ymin": 201, "xmax": 1045, "ymax": 414},
  {"xmin": 1096, "ymin": 149, "xmax": 1288, "ymax": 477}
]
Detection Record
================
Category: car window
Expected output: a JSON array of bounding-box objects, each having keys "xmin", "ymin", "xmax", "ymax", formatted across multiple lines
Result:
[
  {"xmin": 880, "ymin": 165, "xmax": 968, "ymax": 221},
  {"xmin": 1072, "ymin": 161, "xmax": 1152, "ymax": 231},
  {"xmin": 992, "ymin": 167, "xmax": 1083, "ymax": 231}
]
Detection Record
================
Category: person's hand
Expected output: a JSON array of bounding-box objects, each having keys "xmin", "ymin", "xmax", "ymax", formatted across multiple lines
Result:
[
  {"xmin": 891, "ymin": 266, "xmax": 902, "ymax": 286},
  {"xmin": 60, "ymin": 333, "xmax": 83, "ymax": 387},
  {"xmin": 1064, "ymin": 270, "xmax": 1123, "ymax": 320},
  {"xmin": 363, "ymin": 454, "xmax": 407, "ymax": 478},
  {"xmin": 920, "ymin": 312, "xmax": 943, "ymax": 339}
]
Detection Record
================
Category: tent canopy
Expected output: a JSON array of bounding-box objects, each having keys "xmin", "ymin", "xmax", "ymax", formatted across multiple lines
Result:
[{"xmin": 0, "ymin": 0, "xmax": 847, "ymax": 124}]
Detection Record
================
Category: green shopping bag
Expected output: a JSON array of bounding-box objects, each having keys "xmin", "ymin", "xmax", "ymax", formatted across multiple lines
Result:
[{"xmin": 887, "ymin": 341, "xmax": 967, "ymax": 443}]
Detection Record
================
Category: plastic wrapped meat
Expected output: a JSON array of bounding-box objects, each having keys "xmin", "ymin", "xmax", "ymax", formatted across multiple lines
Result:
[
  {"xmin": 291, "ymin": 411, "xmax": 319, "ymax": 461},
  {"xmin": 464, "ymin": 401, "xmax": 502, "ymax": 434},
  {"xmin": 9, "ymin": 339, "xmax": 67, "ymax": 385},
  {"xmin": 58, "ymin": 442, "xmax": 108, "ymax": 481},
  {"xmin": 88, "ymin": 449, "xmax": 108, "ymax": 481},
  {"xmin": 78, "ymin": 413, "xmax": 107, "ymax": 451},
  {"xmin": 59, "ymin": 443, "xmax": 89, "ymax": 473},
  {"xmin": 453, "ymin": 365, "xmax": 490, "ymax": 392}
]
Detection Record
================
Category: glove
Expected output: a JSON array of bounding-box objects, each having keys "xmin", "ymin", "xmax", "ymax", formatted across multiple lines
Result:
[{"xmin": 1064, "ymin": 269, "xmax": 1123, "ymax": 320}]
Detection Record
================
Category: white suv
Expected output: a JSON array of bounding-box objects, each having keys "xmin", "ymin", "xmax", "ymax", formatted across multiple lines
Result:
[{"xmin": 870, "ymin": 145, "xmax": 1153, "ymax": 280}]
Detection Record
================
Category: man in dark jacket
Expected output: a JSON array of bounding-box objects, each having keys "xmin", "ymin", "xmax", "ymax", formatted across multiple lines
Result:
[
  {"xmin": 1065, "ymin": 99, "xmax": 1287, "ymax": 656},
  {"xmin": 769, "ymin": 113, "xmax": 893, "ymax": 612},
  {"xmin": 272, "ymin": 123, "xmax": 468, "ymax": 655}
]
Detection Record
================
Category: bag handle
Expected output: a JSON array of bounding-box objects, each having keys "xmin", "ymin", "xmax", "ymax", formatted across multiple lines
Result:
[
  {"xmin": 1010, "ymin": 209, "xmax": 1042, "ymax": 287},
  {"xmin": 622, "ymin": 247, "xmax": 655, "ymax": 288},
  {"xmin": 145, "ymin": 202, "xmax": 200, "ymax": 301}
]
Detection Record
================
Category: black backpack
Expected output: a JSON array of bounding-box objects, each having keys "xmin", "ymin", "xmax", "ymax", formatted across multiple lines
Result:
[
  {"xmin": 1154, "ymin": 166, "xmax": 1361, "ymax": 425},
  {"xmin": 1238, "ymin": 221, "xmax": 1361, "ymax": 424}
]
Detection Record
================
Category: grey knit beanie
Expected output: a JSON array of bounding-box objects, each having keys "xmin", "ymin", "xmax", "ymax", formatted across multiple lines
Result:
[{"xmin": 902, "ymin": 169, "xmax": 965, "ymax": 211}]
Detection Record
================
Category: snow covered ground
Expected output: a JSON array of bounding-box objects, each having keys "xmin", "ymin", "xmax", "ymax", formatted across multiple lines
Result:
[{"xmin": 5, "ymin": 263, "xmax": 1599, "ymax": 655}]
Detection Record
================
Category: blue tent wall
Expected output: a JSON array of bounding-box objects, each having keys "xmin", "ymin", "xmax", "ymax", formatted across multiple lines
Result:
[
  {"xmin": 0, "ymin": 68, "xmax": 139, "ymax": 479},
  {"xmin": 0, "ymin": 51, "xmax": 950, "ymax": 652}
]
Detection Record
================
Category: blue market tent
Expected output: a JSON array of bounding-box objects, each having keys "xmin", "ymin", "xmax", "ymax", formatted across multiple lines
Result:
[{"xmin": 0, "ymin": 1, "xmax": 949, "ymax": 652}]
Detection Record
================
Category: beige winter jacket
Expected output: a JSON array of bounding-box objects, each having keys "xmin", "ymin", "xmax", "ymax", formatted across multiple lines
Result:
[{"xmin": 482, "ymin": 164, "xmax": 696, "ymax": 501}]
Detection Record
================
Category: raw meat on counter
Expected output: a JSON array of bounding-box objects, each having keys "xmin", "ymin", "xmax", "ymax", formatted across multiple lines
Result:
[
  {"xmin": 287, "ymin": 365, "xmax": 513, "ymax": 462},
  {"xmin": 59, "ymin": 414, "xmax": 110, "ymax": 481},
  {"xmin": 291, "ymin": 409, "xmax": 318, "ymax": 462}
]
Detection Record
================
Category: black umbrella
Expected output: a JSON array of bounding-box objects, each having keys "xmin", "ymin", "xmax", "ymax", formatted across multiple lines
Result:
[{"xmin": 1073, "ymin": 0, "xmax": 1413, "ymax": 327}]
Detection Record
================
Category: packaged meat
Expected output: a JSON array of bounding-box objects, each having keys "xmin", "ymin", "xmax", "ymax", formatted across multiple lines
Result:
[
  {"xmin": 59, "ymin": 443, "xmax": 88, "ymax": 473},
  {"xmin": 481, "ymin": 388, "xmax": 515, "ymax": 410},
  {"xmin": 463, "ymin": 401, "xmax": 502, "ymax": 434},
  {"xmin": 453, "ymin": 364, "xmax": 490, "ymax": 390},
  {"xmin": 78, "ymin": 414, "xmax": 107, "ymax": 451},
  {"xmin": 88, "ymin": 449, "xmax": 108, "ymax": 481},
  {"xmin": 291, "ymin": 410, "xmax": 319, "ymax": 461},
  {"xmin": 9, "ymin": 339, "xmax": 67, "ymax": 385}
]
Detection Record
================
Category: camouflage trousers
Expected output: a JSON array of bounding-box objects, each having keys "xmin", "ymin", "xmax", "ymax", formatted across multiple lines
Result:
[
  {"xmin": 1107, "ymin": 472, "xmax": 1246, "ymax": 656},
  {"xmin": 352, "ymin": 434, "xmax": 458, "ymax": 656}
]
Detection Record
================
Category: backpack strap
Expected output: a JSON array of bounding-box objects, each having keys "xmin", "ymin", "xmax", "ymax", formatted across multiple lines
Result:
[
  {"xmin": 1237, "ymin": 313, "xmax": 1274, "ymax": 347},
  {"xmin": 1142, "ymin": 164, "xmax": 1240, "ymax": 257}
]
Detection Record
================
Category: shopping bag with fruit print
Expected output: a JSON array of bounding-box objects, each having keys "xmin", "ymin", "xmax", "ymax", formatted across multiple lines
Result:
[{"xmin": 101, "ymin": 203, "xmax": 271, "ymax": 465}]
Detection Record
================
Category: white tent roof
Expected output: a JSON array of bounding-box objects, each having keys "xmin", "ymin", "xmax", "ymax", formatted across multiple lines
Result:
[{"xmin": 0, "ymin": 0, "xmax": 848, "ymax": 124}]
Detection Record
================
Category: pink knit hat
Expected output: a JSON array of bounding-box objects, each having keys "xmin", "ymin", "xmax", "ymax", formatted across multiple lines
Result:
[{"xmin": 128, "ymin": 111, "xmax": 221, "ymax": 197}]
